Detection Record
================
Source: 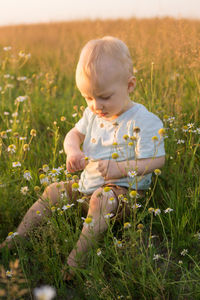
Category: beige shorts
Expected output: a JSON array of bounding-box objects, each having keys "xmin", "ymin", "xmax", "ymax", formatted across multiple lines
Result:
[{"xmin": 63, "ymin": 181, "xmax": 144, "ymax": 222}]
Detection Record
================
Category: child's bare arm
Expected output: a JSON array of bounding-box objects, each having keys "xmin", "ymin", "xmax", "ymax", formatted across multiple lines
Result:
[
  {"xmin": 98, "ymin": 156, "xmax": 165, "ymax": 180},
  {"xmin": 63, "ymin": 127, "xmax": 86, "ymax": 173}
]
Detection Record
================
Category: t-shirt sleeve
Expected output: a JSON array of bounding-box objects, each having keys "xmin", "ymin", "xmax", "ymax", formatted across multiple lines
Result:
[
  {"xmin": 135, "ymin": 113, "xmax": 165, "ymax": 159},
  {"xmin": 75, "ymin": 107, "xmax": 91, "ymax": 135}
]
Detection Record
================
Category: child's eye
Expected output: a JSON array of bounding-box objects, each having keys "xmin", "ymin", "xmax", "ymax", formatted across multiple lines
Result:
[{"xmin": 101, "ymin": 96, "xmax": 111, "ymax": 100}]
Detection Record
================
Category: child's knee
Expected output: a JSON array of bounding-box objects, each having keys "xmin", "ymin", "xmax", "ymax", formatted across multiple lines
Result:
[
  {"xmin": 43, "ymin": 182, "xmax": 64, "ymax": 205},
  {"xmin": 89, "ymin": 188, "xmax": 103, "ymax": 211}
]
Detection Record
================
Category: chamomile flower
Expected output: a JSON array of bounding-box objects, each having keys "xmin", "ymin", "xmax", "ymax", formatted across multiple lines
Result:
[
  {"xmin": 36, "ymin": 210, "xmax": 42, "ymax": 216},
  {"xmin": 3, "ymin": 46, "xmax": 12, "ymax": 51},
  {"xmin": 132, "ymin": 203, "xmax": 142, "ymax": 209},
  {"xmin": 154, "ymin": 169, "xmax": 161, "ymax": 176},
  {"xmin": 154, "ymin": 208, "xmax": 161, "ymax": 216},
  {"xmin": 12, "ymin": 162, "xmax": 21, "ymax": 168},
  {"xmin": 111, "ymin": 152, "xmax": 119, "ymax": 159},
  {"xmin": 33, "ymin": 285, "xmax": 56, "ymax": 300},
  {"xmin": 164, "ymin": 207, "xmax": 173, "ymax": 213},
  {"xmin": 108, "ymin": 197, "xmax": 116, "ymax": 205},
  {"xmin": 77, "ymin": 196, "xmax": 87, "ymax": 203},
  {"xmin": 39, "ymin": 174, "xmax": 49, "ymax": 185},
  {"xmin": 97, "ymin": 248, "xmax": 102, "ymax": 256},
  {"xmin": 129, "ymin": 190, "xmax": 138, "ymax": 198},
  {"xmin": 23, "ymin": 144, "xmax": 30, "ymax": 151},
  {"xmin": 81, "ymin": 216, "xmax": 94, "ymax": 228},
  {"xmin": 6, "ymin": 232, "xmax": 19, "ymax": 240},
  {"xmin": 7, "ymin": 144, "xmax": 16, "ymax": 154},
  {"xmin": 0, "ymin": 131, "xmax": 7, "ymax": 138},
  {"xmin": 23, "ymin": 170, "xmax": 32, "ymax": 181},
  {"xmin": 62, "ymin": 203, "xmax": 74, "ymax": 210},
  {"xmin": 20, "ymin": 186, "xmax": 29, "ymax": 195},
  {"xmin": 15, "ymin": 95, "xmax": 28, "ymax": 103},
  {"xmin": 153, "ymin": 254, "xmax": 161, "ymax": 260},
  {"xmin": 6, "ymin": 270, "xmax": 13, "ymax": 278},
  {"xmin": 72, "ymin": 182, "xmax": 79, "ymax": 191},
  {"xmin": 124, "ymin": 222, "xmax": 131, "ymax": 229},
  {"xmin": 104, "ymin": 213, "xmax": 114, "ymax": 219},
  {"xmin": 42, "ymin": 164, "xmax": 49, "ymax": 173},
  {"xmin": 128, "ymin": 170, "xmax": 137, "ymax": 178},
  {"xmin": 49, "ymin": 168, "xmax": 61, "ymax": 177},
  {"xmin": 181, "ymin": 249, "xmax": 188, "ymax": 256},
  {"xmin": 114, "ymin": 237, "xmax": 122, "ymax": 248},
  {"xmin": 30, "ymin": 129, "xmax": 37, "ymax": 136}
]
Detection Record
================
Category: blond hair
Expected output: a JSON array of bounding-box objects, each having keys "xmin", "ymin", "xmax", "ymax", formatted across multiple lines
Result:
[{"xmin": 76, "ymin": 36, "xmax": 133, "ymax": 87}]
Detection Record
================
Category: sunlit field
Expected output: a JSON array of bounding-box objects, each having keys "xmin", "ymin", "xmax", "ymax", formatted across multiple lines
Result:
[{"xmin": 0, "ymin": 18, "xmax": 200, "ymax": 299}]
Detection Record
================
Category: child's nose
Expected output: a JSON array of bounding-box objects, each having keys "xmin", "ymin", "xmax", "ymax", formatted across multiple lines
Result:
[{"xmin": 93, "ymin": 99, "xmax": 103, "ymax": 111}]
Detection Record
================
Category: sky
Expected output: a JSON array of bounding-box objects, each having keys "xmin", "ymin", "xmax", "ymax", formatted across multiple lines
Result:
[{"xmin": 0, "ymin": 0, "xmax": 199, "ymax": 26}]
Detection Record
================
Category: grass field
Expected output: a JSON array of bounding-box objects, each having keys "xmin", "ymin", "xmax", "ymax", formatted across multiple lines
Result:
[{"xmin": 0, "ymin": 18, "xmax": 200, "ymax": 299}]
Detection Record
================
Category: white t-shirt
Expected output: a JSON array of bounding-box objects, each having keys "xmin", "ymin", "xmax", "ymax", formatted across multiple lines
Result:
[{"xmin": 75, "ymin": 103, "xmax": 165, "ymax": 194}]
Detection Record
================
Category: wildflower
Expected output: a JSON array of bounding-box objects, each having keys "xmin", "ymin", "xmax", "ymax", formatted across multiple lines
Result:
[
  {"xmin": 114, "ymin": 237, "xmax": 122, "ymax": 248},
  {"xmin": 103, "ymin": 186, "xmax": 111, "ymax": 193},
  {"xmin": 72, "ymin": 182, "xmax": 79, "ymax": 191},
  {"xmin": 60, "ymin": 116, "xmax": 66, "ymax": 122},
  {"xmin": 13, "ymin": 131, "xmax": 19, "ymax": 137},
  {"xmin": 33, "ymin": 285, "xmax": 56, "ymax": 300},
  {"xmin": 82, "ymin": 216, "xmax": 94, "ymax": 228},
  {"xmin": 128, "ymin": 170, "xmax": 137, "ymax": 178},
  {"xmin": 148, "ymin": 207, "xmax": 154, "ymax": 213},
  {"xmin": 181, "ymin": 249, "xmax": 188, "ymax": 256},
  {"xmin": 123, "ymin": 134, "xmax": 129, "ymax": 140},
  {"xmin": 194, "ymin": 232, "xmax": 200, "ymax": 240},
  {"xmin": 42, "ymin": 164, "xmax": 49, "ymax": 173},
  {"xmin": 4, "ymin": 74, "xmax": 10, "ymax": 79},
  {"xmin": 24, "ymin": 170, "xmax": 32, "ymax": 181},
  {"xmin": 51, "ymin": 206, "xmax": 56, "ymax": 213},
  {"xmin": 49, "ymin": 168, "xmax": 61, "ymax": 177},
  {"xmin": 153, "ymin": 254, "xmax": 161, "ymax": 260},
  {"xmin": 128, "ymin": 142, "xmax": 134, "ymax": 146},
  {"xmin": 23, "ymin": 144, "xmax": 30, "ymax": 151},
  {"xmin": 17, "ymin": 76, "xmax": 27, "ymax": 81},
  {"xmin": 59, "ymin": 149, "xmax": 64, "ymax": 154},
  {"xmin": 72, "ymin": 113, "xmax": 77, "ymax": 118},
  {"xmin": 77, "ymin": 197, "xmax": 86, "ymax": 203},
  {"xmin": 164, "ymin": 207, "xmax": 173, "ymax": 213},
  {"xmin": 177, "ymin": 139, "xmax": 185, "ymax": 144},
  {"xmin": 72, "ymin": 174, "xmax": 79, "ymax": 181},
  {"xmin": 129, "ymin": 190, "xmax": 137, "ymax": 198},
  {"xmin": 108, "ymin": 197, "xmax": 116, "ymax": 204},
  {"xmin": 0, "ymin": 131, "xmax": 7, "ymax": 138},
  {"xmin": 19, "ymin": 136, "xmax": 27, "ymax": 140},
  {"xmin": 62, "ymin": 204, "xmax": 74, "ymax": 210},
  {"xmin": 122, "ymin": 197, "xmax": 129, "ymax": 203},
  {"xmin": 15, "ymin": 95, "xmax": 28, "ymax": 103},
  {"xmin": 187, "ymin": 123, "xmax": 194, "ymax": 129},
  {"xmin": 4, "ymin": 111, "xmax": 10, "ymax": 115},
  {"xmin": 97, "ymin": 248, "xmax": 102, "ymax": 256},
  {"xmin": 39, "ymin": 174, "xmax": 49, "ymax": 185},
  {"xmin": 111, "ymin": 152, "xmax": 119, "ymax": 159},
  {"xmin": 36, "ymin": 211, "xmax": 41, "ymax": 216},
  {"xmin": 6, "ymin": 232, "xmax": 19, "ymax": 240},
  {"xmin": 112, "ymin": 142, "xmax": 118, "ymax": 146},
  {"xmin": 137, "ymin": 223, "xmax": 144, "ymax": 230},
  {"xmin": 130, "ymin": 136, "xmax": 137, "ymax": 141},
  {"xmin": 30, "ymin": 129, "xmax": 37, "ymax": 136},
  {"xmin": 60, "ymin": 190, "xmax": 67, "ymax": 199},
  {"xmin": 158, "ymin": 128, "xmax": 166, "ymax": 137},
  {"xmin": 104, "ymin": 213, "xmax": 114, "ymax": 219},
  {"xmin": 154, "ymin": 169, "xmax": 161, "ymax": 176},
  {"xmin": 133, "ymin": 127, "xmax": 140, "ymax": 133},
  {"xmin": 7, "ymin": 144, "xmax": 16, "ymax": 154},
  {"xmin": 152, "ymin": 136, "xmax": 159, "ymax": 142},
  {"xmin": 34, "ymin": 186, "xmax": 40, "ymax": 193},
  {"xmin": 154, "ymin": 208, "xmax": 161, "ymax": 216},
  {"xmin": 6, "ymin": 270, "xmax": 13, "ymax": 277},
  {"xmin": 182, "ymin": 125, "xmax": 188, "ymax": 132},
  {"xmin": 132, "ymin": 203, "xmax": 142, "ymax": 209},
  {"xmin": 20, "ymin": 186, "xmax": 29, "ymax": 195},
  {"xmin": 124, "ymin": 222, "xmax": 131, "ymax": 229},
  {"xmin": 178, "ymin": 260, "xmax": 183, "ymax": 264},
  {"xmin": 3, "ymin": 46, "xmax": 12, "ymax": 51}
]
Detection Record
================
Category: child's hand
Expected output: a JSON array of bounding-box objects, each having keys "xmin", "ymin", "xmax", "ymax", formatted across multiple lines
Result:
[
  {"xmin": 97, "ymin": 160, "xmax": 124, "ymax": 180},
  {"xmin": 66, "ymin": 150, "xmax": 87, "ymax": 173}
]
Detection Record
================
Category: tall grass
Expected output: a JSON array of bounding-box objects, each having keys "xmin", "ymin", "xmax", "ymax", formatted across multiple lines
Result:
[{"xmin": 0, "ymin": 18, "xmax": 200, "ymax": 299}]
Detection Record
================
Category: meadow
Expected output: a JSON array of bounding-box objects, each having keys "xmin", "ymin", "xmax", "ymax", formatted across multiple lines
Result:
[{"xmin": 0, "ymin": 18, "xmax": 200, "ymax": 299}]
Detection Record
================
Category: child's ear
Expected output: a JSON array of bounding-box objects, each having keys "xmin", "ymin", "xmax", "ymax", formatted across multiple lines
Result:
[{"xmin": 127, "ymin": 76, "xmax": 136, "ymax": 93}]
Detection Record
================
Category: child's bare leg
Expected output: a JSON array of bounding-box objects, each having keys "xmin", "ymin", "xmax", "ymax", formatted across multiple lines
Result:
[
  {"xmin": 0, "ymin": 182, "xmax": 66, "ymax": 249},
  {"xmin": 67, "ymin": 187, "xmax": 118, "ymax": 269}
]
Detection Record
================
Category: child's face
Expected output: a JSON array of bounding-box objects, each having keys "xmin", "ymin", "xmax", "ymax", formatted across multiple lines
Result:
[{"xmin": 77, "ymin": 61, "xmax": 136, "ymax": 121}]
